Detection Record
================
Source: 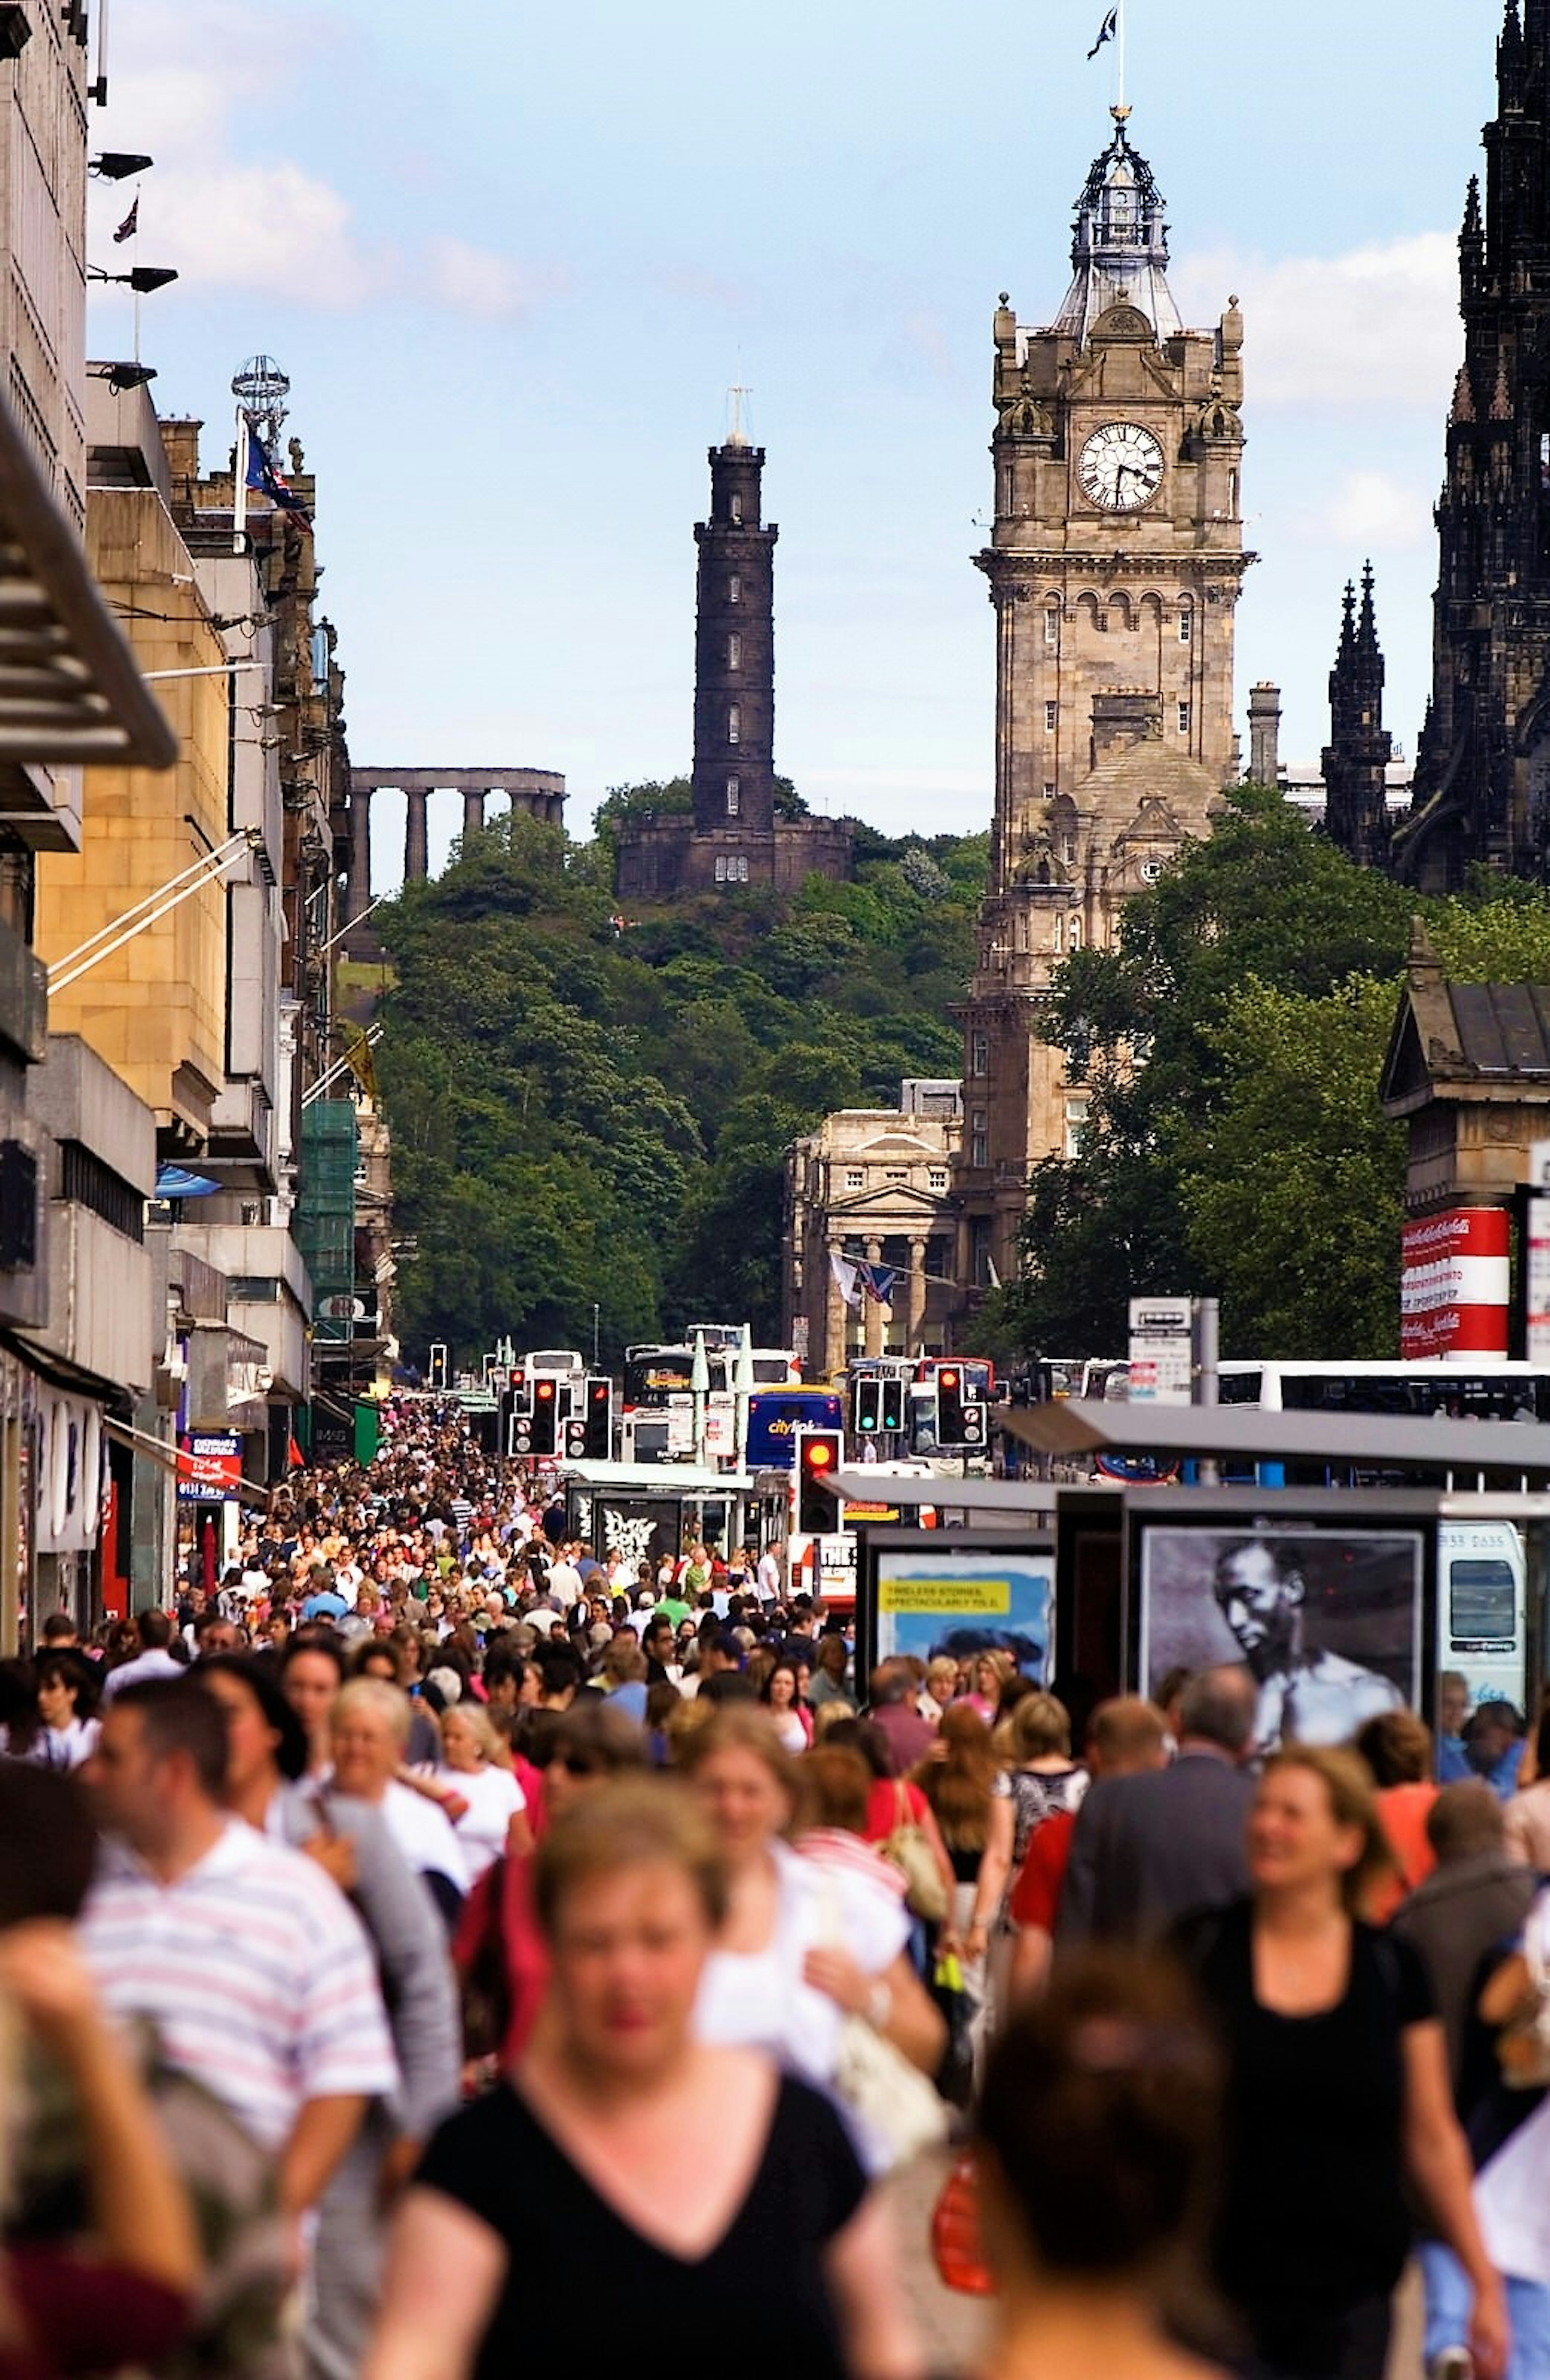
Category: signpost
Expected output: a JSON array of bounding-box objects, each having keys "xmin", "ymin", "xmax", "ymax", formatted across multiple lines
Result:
[{"xmin": 1128, "ymin": 1297, "xmax": 1194, "ymax": 1406}]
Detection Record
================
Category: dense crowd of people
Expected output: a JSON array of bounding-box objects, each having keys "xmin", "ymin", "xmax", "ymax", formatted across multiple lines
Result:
[{"xmin": 4, "ymin": 1394, "xmax": 1550, "ymax": 2379}]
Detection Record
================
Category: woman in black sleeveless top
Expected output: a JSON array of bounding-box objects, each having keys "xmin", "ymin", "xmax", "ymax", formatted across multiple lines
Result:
[{"xmin": 361, "ymin": 1775, "xmax": 923, "ymax": 2380}]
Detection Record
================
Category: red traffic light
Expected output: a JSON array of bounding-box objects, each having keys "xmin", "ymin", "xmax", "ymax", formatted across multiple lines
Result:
[
  {"xmin": 591, "ymin": 1385, "xmax": 608, "ymax": 1404},
  {"xmin": 805, "ymin": 1440, "xmax": 835, "ymax": 1471},
  {"xmin": 939, "ymin": 1368, "xmax": 959, "ymax": 1389},
  {"xmin": 537, "ymin": 1381, "xmax": 555, "ymax": 1400}
]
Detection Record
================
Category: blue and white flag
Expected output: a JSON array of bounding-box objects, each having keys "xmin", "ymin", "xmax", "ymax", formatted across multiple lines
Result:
[
  {"xmin": 1088, "ymin": 7, "xmax": 1119, "ymax": 59},
  {"xmin": 855, "ymin": 1261, "xmax": 899, "ymax": 1307},
  {"xmin": 245, "ymin": 427, "xmax": 312, "ymax": 529}
]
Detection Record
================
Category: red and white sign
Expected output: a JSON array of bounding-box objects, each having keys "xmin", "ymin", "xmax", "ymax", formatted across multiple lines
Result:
[
  {"xmin": 1401, "ymin": 1208, "xmax": 1511, "ymax": 1362},
  {"xmin": 177, "ymin": 1432, "xmax": 243, "ymax": 1501}
]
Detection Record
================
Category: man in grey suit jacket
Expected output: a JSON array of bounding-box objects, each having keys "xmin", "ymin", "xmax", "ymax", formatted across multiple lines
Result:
[{"xmin": 1056, "ymin": 1665, "xmax": 1258, "ymax": 1946}]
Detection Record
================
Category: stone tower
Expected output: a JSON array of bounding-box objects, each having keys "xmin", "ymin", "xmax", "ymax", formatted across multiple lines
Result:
[
  {"xmin": 1323, "ymin": 565, "xmax": 1393, "ymax": 868},
  {"xmin": 1398, "ymin": 1, "xmax": 1550, "ymax": 888},
  {"xmin": 613, "ymin": 431, "xmax": 854, "ymax": 900},
  {"xmin": 692, "ymin": 436, "xmax": 777, "ymax": 840},
  {"xmin": 953, "ymin": 112, "xmax": 1252, "ymax": 1293}
]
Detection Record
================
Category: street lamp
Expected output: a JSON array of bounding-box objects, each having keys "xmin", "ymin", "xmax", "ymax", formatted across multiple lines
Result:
[
  {"xmin": 88, "ymin": 264, "xmax": 179, "ymax": 294},
  {"xmin": 87, "ymin": 361, "xmax": 156, "ymax": 393}
]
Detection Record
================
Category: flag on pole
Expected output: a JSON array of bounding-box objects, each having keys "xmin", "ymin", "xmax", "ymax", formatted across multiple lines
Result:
[
  {"xmin": 244, "ymin": 425, "xmax": 313, "ymax": 531},
  {"xmin": 855, "ymin": 1261, "xmax": 899, "ymax": 1307},
  {"xmin": 1088, "ymin": 6, "xmax": 1119, "ymax": 59},
  {"xmin": 829, "ymin": 1251, "xmax": 862, "ymax": 1309},
  {"xmin": 113, "ymin": 195, "xmax": 139, "ymax": 243}
]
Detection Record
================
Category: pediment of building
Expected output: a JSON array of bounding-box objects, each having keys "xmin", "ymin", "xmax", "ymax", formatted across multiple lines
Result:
[{"xmin": 823, "ymin": 1183, "xmax": 952, "ymax": 1223}]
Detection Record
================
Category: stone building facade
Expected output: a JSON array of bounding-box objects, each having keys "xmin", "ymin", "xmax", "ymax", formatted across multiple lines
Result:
[
  {"xmin": 953, "ymin": 113, "xmax": 1251, "ymax": 1292},
  {"xmin": 615, "ymin": 436, "xmax": 853, "ymax": 899},
  {"xmin": 784, "ymin": 1082, "xmax": 961, "ymax": 1380}
]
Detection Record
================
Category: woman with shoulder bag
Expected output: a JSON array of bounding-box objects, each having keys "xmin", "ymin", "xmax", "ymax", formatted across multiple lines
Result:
[{"xmin": 825, "ymin": 1718, "xmax": 955, "ymax": 1940}]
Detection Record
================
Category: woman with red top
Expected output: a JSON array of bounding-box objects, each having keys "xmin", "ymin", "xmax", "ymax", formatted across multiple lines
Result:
[
  {"xmin": 1355, "ymin": 1710, "xmax": 1438, "ymax": 1925},
  {"xmin": 824, "ymin": 1717, "xmax": 956, "ymax": 1925}
]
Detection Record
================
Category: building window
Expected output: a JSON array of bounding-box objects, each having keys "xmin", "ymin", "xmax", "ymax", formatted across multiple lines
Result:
[
  {"xmin": 1044, "ymin": 605, "xmax": 1059, "ymax": 647},
  {"xmin": 846, "ymin": 1169, "xmax": 864, "ymax": 1190},
  {"xmin": 730, "ymin": 492, "xmax": 743, "ymax": 524},
  {"xmin": 727, "ymin": 632, "xmax": 741, "ymax": 669},
  {"xmin": 970, "ymin": 1030, "xmax": 989, "ymax": 1078},
  {"xmin": 1177, "ymin": 701, "xmax": 1191, "ymax": 736},
  {"xmin": 729, "ymin": 574, "xmax": 741, "ymax": 603},
  {"xmin": 885, "ymin": 1168, "xmax": 908, "ymax": 1181},
  {"xmin": 725, "ymin": 777, "xmax": 740, "ymax": 816},
  {"xmin": 728, "ymin": 706, "xmax": 740, "ymax": 745},
  {"xmin": 970, "ymin": 1109, "xmax": 989, "ymax": 1169},
  {"xmin": 1043, "ymin": 781, "xmax": 1056, "ymax": 800},
  {"xmin": 1065, "ymin": 1096, "xmax": 1091, "ymax": 1159},
  {"xmin": 1068, "ymin": 916, "xmax": 1082, "ymax": 951},
  {"xmin": 1178, "ymin": 605, "xmax": 1192, "ymax": 645},
  {"xmin": 1044, "ymin": 701, "xmax": 1058, "ymax": 734},
  {"xmin": 1228, "ymin": 471, "xmax": 1239, "ymax": 516},
  {"xmin": 714, "ymin": 856, "xmax": 728, "ymax": 883},
  {"xmin": 929, "ymin": 1168, "xmax": 948, "ymax": 1192},
  {"xmin": 737, "ymin": 856, "xmax": 750, "ymax": 882}
]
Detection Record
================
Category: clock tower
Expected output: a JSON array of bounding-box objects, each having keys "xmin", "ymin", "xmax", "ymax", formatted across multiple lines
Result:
[{"xmin": 955, "ymin": 113, "xmax": 1253, "ymax": 1295}]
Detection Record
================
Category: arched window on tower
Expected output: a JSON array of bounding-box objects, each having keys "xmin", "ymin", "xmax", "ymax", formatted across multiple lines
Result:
[
  {"xmin": 730, "ymin": 492, "xmax": 744, "ymax": 525},
  {"xmin": 1227, "ymin": 471, "xmax": 1239, "ymax": 517},
  {"xmin": 728, "ymin": 633, "xmax": 742, "ymax": 669},
  {"xmin": 729, "ymin": 574, "xmax": 741, "ymax": 603},
  {"xmin": 728, "ymin": 706, "xmax": 740, "ymax": 746},
  {"xmin": 1044, "ymin": 604, "xmax": 1060, "ymax": 647},
  {"xmin": 1178, "ymin": 603, "xmax": 1193, "ymax": 645},
  {"xmin": 1068, "ymin": 916, "xmax": 1083, "ymax": 952},
  {"xmin": 726, "ymin": 778, "xmax": 740, "ymax": 817}
]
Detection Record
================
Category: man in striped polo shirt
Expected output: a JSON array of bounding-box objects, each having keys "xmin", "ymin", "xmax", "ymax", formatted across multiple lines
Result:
[{"xmin": 79, "ymin": 1679, "xmax": 398, "ymax": 2233}]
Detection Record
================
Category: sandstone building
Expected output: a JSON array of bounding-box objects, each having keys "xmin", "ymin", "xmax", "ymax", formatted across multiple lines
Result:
[
  {"xmin": 953, "ymin": 111, "xmax": 1252, "ymax": 1293},
  {"xmin": 784, "ymin": 1082, "xmax": 961, "ymax": 1379},
  {"xmin": 614, "ymin": 434, "xmax": 852, "ymax": 899}
]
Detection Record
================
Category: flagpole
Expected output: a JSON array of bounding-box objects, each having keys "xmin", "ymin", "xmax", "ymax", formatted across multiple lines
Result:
[
  {"xmin": 1116, "ymin": 0, "xmax": 1127, "ymax": 116},
  {"xmin": 232, "ymin": 409, "xmax": 249, "ymax": 556}
]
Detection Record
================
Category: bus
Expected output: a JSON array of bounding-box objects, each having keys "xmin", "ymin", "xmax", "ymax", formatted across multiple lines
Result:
[{"xmin": 1218, "ymin": 1360, "xmax": 1550, "ymax": 1425}]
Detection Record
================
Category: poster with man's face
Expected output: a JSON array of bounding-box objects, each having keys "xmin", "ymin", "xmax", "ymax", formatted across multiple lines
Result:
[{"xmin": 1137, "ymin": 1526, "xmax": 1425, "ymax": 1758}]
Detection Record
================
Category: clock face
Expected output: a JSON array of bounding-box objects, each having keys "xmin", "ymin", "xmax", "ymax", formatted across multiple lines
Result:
[{"xmin": 1079, "ymin": 421, "xmax": 1165, "ymax": 512}]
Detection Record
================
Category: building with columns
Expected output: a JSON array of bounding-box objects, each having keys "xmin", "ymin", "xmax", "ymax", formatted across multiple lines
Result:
[
  {"xmin": 342, "ymin": 766, "xmax": 565, "ymax": 938},
  {"xmin": 783, "ymin": 1082, "xmax": 961, "ymax": 1380},
  {"xmin": 952, "ymin": 109, "xmax": 1252, "ymax": 1296}
]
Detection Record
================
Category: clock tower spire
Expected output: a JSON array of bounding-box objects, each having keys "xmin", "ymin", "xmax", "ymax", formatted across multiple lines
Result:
[{"xmin": 953, "ymin": 111, "xmax": 1254, "ymax": 1300}]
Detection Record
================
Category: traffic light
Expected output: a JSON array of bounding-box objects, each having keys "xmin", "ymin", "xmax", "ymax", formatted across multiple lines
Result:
[
  {"xmin": 851, "ymin": 1375, "xmax": 883, "ymax": 1437},
  {"xmin": 936, "ymin": 1366, "xmax": 966, "ymax": 1444},
  {"xmin": 796, "ymin": 1429, "xmax": 844, "ymax": 1533},
  {"xmin": 529, "ymin": 1377, "xmax": 559, "ymax": 1456},
  {"xmin": 582, "ymin": 1376, "xmax": 612, "ymax": 1460},
  {"xmin": 960, "ymin": 1391, "xmax": 988, "ymax": 1450},
  {"xmin": 879, "ymin": 1377, "xmax": 905, "ymax": 1433},
  {"xmin": 507, "ymin": 1385, "xmax": 534, "ymax": 1458},
  {"xmin": 428, "ymin": 1342, "xmax": 448, "ymax": 1391}
]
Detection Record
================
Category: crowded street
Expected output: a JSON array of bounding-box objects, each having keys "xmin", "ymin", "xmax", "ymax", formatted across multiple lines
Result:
[{"xmin": 0, "ymin": 1390, "xmax": 1536, "ymax": 2380}]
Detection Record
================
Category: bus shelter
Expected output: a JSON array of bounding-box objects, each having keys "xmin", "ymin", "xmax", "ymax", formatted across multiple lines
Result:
[{"xmin": 560, "ymin": 1461, "xmax": 784, "ymax": 1569}]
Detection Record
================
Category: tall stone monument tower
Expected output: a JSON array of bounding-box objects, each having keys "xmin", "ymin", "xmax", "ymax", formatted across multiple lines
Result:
[
  {"xmin": 954, "ymin": 111, "xmax": 1252, "ymax": 1293},
  {"xmin": 1398, "ymin": 1, "xmax": 1550, "ymax": 888}
]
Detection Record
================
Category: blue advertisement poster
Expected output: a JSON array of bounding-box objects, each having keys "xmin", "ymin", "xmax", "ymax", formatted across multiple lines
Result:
[{"xmin": 873, "ymin": 1545, "xmax": 1055, "ymax": 1678}]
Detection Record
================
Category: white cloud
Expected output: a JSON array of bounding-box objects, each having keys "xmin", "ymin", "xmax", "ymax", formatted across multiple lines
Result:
[
  {"xmin": 418, "ymin": 238, "xmax": 563, "ymax": 323},
  {"xmin": 1295, "ymin": 468, "xmax": 1433, "ymax": 552},
  {"xmin": 1172, "ymin": 232, "xmax": 1459, "ymax": 412},
  {"xmin": 89, "ymin": 3, "xmax": 554, "ymax": 320}
]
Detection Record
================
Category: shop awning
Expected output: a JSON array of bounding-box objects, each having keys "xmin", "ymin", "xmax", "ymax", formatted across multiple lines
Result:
[
  {"xmin": 1000, "ymin": 1399, "xmax": 1550, "ymax": 1482},
  {"xmin": 0, "ymin": 385, "xmax": 175, "ymax": 772}
]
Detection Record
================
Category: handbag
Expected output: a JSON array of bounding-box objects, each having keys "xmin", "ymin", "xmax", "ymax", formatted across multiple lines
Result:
[
  {"xmin": 832, "ymin": 2006, "xmax": 950, "ymax": 2171},
  {"xmin": 931, "ymin": 1950, "xmax": 978, "ymax": 2112},
  {"xmin": 1498, "ymin": 1916, "xmax": 1550, "ymax": 2090},
  {"xmin": 931, "ymin": 2150, "xmax": 995, "ymax": 2297},
  {"xmin": 880, "ymin": 1779, "xmax": 950, "ymax": 1924},
  {"xmin": 816, "ymin": 1877, "xmax": 948, "ymax": 2171}
]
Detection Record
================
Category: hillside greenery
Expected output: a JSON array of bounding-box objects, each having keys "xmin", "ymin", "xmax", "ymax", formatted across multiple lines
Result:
[
  {"xmin": 376, "ymin": 802, "xmax": 988, "ymax": 1365},
  {"xmin": 969, "ymin": 789, "xmax": 1550, "ymax": 1364}
]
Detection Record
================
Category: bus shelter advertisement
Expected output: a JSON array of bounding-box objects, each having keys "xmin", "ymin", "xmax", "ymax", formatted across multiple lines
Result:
[{"xmin": 867, "ymin": 1535, "xmax": 1055, "ymax": 1678}]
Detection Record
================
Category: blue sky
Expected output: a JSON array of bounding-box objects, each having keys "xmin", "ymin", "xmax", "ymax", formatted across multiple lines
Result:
[{"xmin": 90, "ymin": 0, "xmax": 1498, "ymax": 878}]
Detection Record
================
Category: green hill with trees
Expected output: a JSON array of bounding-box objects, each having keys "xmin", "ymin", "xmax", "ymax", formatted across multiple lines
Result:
[{"xmin": 375, "ymin": 796, "xmax": 987, "ymax": 1365}]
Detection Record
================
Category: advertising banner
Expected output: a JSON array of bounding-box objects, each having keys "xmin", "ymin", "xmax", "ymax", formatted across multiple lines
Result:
[{"xmin": 1401, "ymin": 1207, "xmax": 1510, "ymax": 1361}]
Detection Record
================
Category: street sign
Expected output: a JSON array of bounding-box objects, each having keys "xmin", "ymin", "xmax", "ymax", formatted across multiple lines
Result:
[
  {"xmin": 1401, "ymin": 1209, "xmax": 1511, "ymax": 1362},
  {"xmin": 1128, "ymin": 1297, "xmax": 1194, "ymax": 1406},
  {"xmin": 177, "ymin": 1432, "xmax": 242, "ymax": 1502}
]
